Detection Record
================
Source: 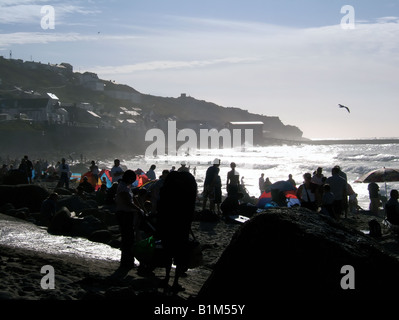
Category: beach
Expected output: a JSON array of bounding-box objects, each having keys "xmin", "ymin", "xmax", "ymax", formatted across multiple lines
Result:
[
  {"xmin": 0, "ymin": 209, "xmax": 240, "ymax": 301},
  {"xmin": 1, "ymin": 142, "xmax": 399, "ymax": 305},
  {"xmin": 1, "ymin": 206, "xmax": 398, "ymax": 303}
]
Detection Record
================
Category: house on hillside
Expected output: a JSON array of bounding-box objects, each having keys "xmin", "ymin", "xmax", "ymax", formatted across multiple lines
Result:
[
  {"xmin": 0, "ymin": 93, "xmax": 66, "ymax": 123},
  {"xmin": 77, "ymin": 72, "xmax": 104, "ymax": 92},
  {"xmin": 63, "ymin": 104, "xmax": 102, "ymax": 128}
]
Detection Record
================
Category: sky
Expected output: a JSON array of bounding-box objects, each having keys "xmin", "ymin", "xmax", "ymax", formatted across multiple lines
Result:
[{"xmin": 0, "ymin": 0, "xmax": 398, "ymax": 140}]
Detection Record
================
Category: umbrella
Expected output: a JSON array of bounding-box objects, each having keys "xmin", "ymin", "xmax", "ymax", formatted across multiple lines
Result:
[
  {"xmin": 355, "ymin": 168, "xmax": 399, "ymax": 183},
  {"xmin": 355, "ymin": 167, "xmax": 399, "ymax": 197}
]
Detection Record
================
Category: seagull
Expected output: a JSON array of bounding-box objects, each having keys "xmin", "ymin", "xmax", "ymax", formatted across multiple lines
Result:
[{"xmin": 338, "ymin": 104, "xmax": 350, "ymax": 113}]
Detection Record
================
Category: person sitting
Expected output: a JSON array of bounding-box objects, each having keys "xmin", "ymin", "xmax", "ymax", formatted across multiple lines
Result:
[
  {"xmin": 221, "ymin": 192, "xmax": 244, "ymax": 217},
  {"xmin": 385, "ymin": 189, "xmax": 399, "ymax": 225},
  {"xmin": 79, "ymin": 176, "xmax": 95, "ymax": 193},
  {"xmin": 296, "ymin": 173, "xmax": 318, "ymax": 211},
  {"xmin": 95, "ymin": 184, "xmax": 108, "ymax": 206},
  {"xmin": 320, "ymin": 184, "xmax": 335, "ymax": 217}
]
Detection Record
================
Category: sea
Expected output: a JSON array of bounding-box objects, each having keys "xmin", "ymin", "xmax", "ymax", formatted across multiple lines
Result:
[
  {"xmin": 111, "ymin": 142, "xmax": 399, "ymax": 210},
  {"xmin": 1, "ymin": 141, "xmax": 399, "ymax": 263}
]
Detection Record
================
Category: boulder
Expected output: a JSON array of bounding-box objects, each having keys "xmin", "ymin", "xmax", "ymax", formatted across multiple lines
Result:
[
  {"xmin": 88, "ymin": 229, "xmax": 113, "ymax": 244},
  {"xmin": 79, "ymin": 208, "xmax": 118, "ymax": 226},
  {"xmin": 0, "ymin": 184, "xmax": 49, "ymax": 212},
  {"xmin": 57, "ymin": 195, "xmax": 97, "ymax": 214},
  {"xmin": 48, "ymin": 207, "xmax": 73, "ymax": 235},
  {"xmin": 53, "ymin": 187, "xmax": 73, "ymax": 195},
  {"xmin": 197, "ymin": 207, "xmax": 399, "ymax": 300},
  {"xmin": 70, "ymin": 215, "xmax": 107, "ymax": 238},
  {"xmin": 2, "ymin": 170, "xmax": 28, "ymax": 185}
]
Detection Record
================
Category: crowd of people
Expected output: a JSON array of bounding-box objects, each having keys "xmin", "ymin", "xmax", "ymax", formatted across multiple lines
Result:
[{"xmin": 3, "ymin": 154, "xmax": 399, "ymax": 293}]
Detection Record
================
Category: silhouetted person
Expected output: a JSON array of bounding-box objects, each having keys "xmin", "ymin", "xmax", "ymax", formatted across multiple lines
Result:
[
  {"xmin": 202, "ymin": 158, "xmax": 220, "ymax": 212},
  {"xmin": 89, "ymin": 160, "xmax": 99, "ymax": 183},
  {"xmin": 79, "ymin": 176, "xmax": 95, "ymax": 193},
  {"xmin": 385, "ymin": 189, "xmax": 399, "ymax": 225},
  {"xmin": 226, "ymin": 162, "xmax": 240, "ymax": 196},
  {"xmin": 58, "ymin": 158, "xmax": 70, "ymax": 189},
  {"xmin": 146, "ymin": 164, "xmax": 157, "ymax": 180},
  {"xmin": 157, "ymin": 171, "xmax": 197, "ymax": 293},
  {"xmin": 111, "ymin": 159, "xmax": 124, "ymax": 183},
  {"xmin": 114, "ymin": 170, "xmax": 141, "ymax": 276}
]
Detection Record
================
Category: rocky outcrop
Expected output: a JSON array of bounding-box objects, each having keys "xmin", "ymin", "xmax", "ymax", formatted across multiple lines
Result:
[
  {"xmin": 198, "ymin": 207, "xmax": 399, "ymax": 300},
  {"xmin": 0, "ymin": 184, "xmax": 49, "ymax": 212}
]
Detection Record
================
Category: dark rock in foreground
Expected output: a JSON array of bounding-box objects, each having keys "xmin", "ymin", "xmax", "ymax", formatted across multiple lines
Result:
[
  {"xmin": 198, "ymin": 207, "xmax": 399, "ymax": 300},
  {"xmin": 0, "ymin": 184, "xmax": 49, "ymax": 212}
]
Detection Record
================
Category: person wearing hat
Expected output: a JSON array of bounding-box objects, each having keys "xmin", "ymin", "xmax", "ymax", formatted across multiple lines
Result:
[
  {"xmin": 177, "ymin": 161, "xmax": 190, "ymax": 173},
  {"xmin": 202, "ymin": 158, "xmax": 221, "ymax": 212}
]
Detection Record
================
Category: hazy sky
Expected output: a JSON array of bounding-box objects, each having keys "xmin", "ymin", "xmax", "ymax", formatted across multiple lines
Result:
[{"xmin": 1, "ymin": 0, "xmax": 398, "ymax": 139}]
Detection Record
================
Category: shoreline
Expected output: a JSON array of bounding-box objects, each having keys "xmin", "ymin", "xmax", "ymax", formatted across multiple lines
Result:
[{"xmin": 302, "ymin": 138, "xmax": 399, "ymax": 145}]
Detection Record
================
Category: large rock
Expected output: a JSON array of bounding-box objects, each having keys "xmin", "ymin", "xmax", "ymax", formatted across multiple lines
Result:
[
  {"xmin": 0, "ymin": 184, "xmax": 49, "ymax": 212},
  {"xmin": 57, "ymin": 195, "xmax": 97, "ymax": 214},
  {"xmin": 197, "ymin": 207, "xmax": 399, "ymax": 300},
  {"xmin": 1, "ymin": 170, "xmax": 28, "ymax": 185},
  {"xmin": 48, "ymin": 206, "xmax": 73, "ymax": 235},
  {"xmin": 70, "ymin": 215, "xmax": 107, "ymax": 238}
]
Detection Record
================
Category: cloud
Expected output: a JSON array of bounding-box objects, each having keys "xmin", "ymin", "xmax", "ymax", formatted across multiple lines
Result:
[
  {"xmin": 0, "ymin": 0, "xmax": 100, "ymax": 26},
  {"xmin": 0, "ymin": 32, "xmax": 140, "ymax": 46},
  {"xmin": 90, "ymin": 57, "xmax": 260, "ymax": 74}
]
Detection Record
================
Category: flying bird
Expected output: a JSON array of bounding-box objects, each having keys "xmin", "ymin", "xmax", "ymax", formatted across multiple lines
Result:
[{"xmin": 338, "ymin": 104, "xmax": 350, "ymax": 113}]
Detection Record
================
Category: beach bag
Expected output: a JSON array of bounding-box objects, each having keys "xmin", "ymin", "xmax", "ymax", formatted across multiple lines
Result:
[{"xmin": 133, "ymin": 236, "xmax": 156, "ymax": 263}]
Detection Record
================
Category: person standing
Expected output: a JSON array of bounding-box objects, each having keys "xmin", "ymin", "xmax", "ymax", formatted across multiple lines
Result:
[
  {"xmin": 24, "ymin": 155, "xmax": 33, "ymax": 184},
  {"xmin": 226, "ymin": 162, "xmax": 240, "ymax": 196},
  {"xmin": 287, "ymin": 174, "xmax": 296, "ymax": 188},
  {"xmin": 114, "ymin": 170, "xmax": 142, "ymax": 276},
  {"xmin": 385, "ymin": 189, "xmax": 399, "ymax": 225},
  {"xmin": 325, "ymin": 166, "xmax": 347, "ymax": 220},
  {"xmin": 177, "ymin": 161, "xmax": 190, "ymax": 173},
  {"xmin": 111, "ymin": 159, "xmax": 124, "ymax": 183},
  {"xmin": 368, "ymin": 182, "xmax": 381, "ymax": 214},
  {"xmin": 58, "ymin": 158, "xmax": 71, "ymax": 189},
  {"xmin": 157, "ymin": 171, "xmax": 198, "ymax": 293},
  {"xmin": 311, "ymin": 167, "xmax": 324, "ymax": 186},
  {"xmin": 259, "ymin": 173, "xmax": 265, "ymax": 196},
  {"xmin": 202, "ymin": 158, "xmax": 220, "ymax": 212},
  {"xmin": 146, "ymin": 164, "xmax": 157, "ymax": 180},
  {"xmin": 296, "ymin": 173, "xmax": 318, "ymax": 211},
  {"xmin": 89, "ymin": 160, "xmax": 100, "ymax": 185}
]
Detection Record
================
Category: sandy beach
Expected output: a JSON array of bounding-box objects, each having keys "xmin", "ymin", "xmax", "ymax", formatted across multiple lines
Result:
[
  {"xmin": 0, "ymin": 210, "xmax": 240, "ymax": 300},
  {"xmin": 2, "ymin": 207, "xmax": 397, "ymax": 301}
]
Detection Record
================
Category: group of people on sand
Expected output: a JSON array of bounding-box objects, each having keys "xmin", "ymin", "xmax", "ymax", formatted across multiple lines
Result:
[
  {"xmin": 38, "ymin": 157, "xmax": 199, "ymax": 294},
  {"xmin": 257, "ymin": 166, "xmax": 361, "ymax": 221}
]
